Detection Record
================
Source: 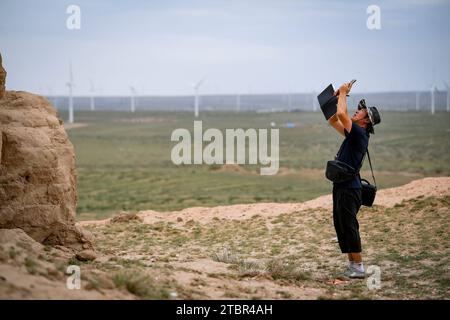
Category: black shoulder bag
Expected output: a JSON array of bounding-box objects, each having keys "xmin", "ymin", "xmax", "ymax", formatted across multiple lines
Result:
[
  {"xmin": 325, "ymin": 143, "xmax": 377, "ymax": 207},
  {"xmin": 325, "ymin": 141, "xmax": 358, "ymax": 183}
]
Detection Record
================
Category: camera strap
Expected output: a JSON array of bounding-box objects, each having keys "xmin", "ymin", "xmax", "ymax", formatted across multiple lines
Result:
[
  {"xmin": 366, "ymin": 148, "xmax": 376, "ymax": 186},
  {"xmin": 359, "ymin": 148, "xmax": 376, "ymax": 187}
]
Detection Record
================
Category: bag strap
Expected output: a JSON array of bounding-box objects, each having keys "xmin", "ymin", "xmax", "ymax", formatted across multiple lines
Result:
[
  {"xmin": 366, "ymin": 148, "xmax": 376, "ymax": 186},
  {"xmin": 335, "ymin": 141, "xmax": 345, "ymax": 159},
  {"xmin": 358, "ymin": 147, "xmax": 377, "ymax": 187}
]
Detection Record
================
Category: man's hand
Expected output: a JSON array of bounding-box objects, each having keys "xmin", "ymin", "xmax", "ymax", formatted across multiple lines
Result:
[{"xmin": 334, "ymin": 82, "xmax": 354, "ymax": 97}]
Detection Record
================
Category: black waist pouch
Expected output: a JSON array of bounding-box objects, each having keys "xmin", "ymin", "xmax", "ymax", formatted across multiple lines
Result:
[
  {"xmin": 325, "ymin": 160, "xmax": 358, "ymax": 183},
  {"xmin": 361, "ymin": 178, "xmax": 377, "ymax": 207}
]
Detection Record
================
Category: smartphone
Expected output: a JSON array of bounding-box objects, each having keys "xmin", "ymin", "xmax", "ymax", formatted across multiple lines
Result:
[{"xmin": 346, "ymin": 79, "xmax": 357, "ymax": 96}]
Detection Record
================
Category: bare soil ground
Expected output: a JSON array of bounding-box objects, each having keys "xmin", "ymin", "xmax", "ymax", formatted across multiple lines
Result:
[{"xmin": 1, "ymin": 177, "xmax": 449, "ymax": 299}]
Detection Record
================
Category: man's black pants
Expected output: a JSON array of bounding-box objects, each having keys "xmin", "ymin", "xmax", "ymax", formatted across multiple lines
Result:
[{"xmin": 332, "ymin": 187, "xmax": 362, "ymax": 253}]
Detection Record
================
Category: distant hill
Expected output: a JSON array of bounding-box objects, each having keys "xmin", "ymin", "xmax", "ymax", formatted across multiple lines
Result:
[{"xmin": 47, "ymin": 91, "xmax": 449, "ymax": 112}]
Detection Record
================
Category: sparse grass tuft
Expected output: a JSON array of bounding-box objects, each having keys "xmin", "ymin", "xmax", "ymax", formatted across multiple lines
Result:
[
  {"xmin": 9, "ymin": 246, "xmax": 17, "ymax": 259},
  {"xmin": 112, "ymin": 270, "xmax": 169, "ymax": 299},
  {"xmin": 24, "ymin": 257, "xmax": 38, "ymax": 275},
  {"xmin": 211, "ymin": 247, "xmax": 238, "ymax": 264},
  {"xmin": 237, "ymin": 259, "xmax": 265, "ymax": 276},
  {"xmin": 265, "ymin": 259, "xmax": 311, "ymax": 282}
]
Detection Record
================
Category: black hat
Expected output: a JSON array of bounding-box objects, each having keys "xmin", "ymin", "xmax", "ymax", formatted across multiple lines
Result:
[
  {"xmin": 367, "ymin": 106, "xmax": 381, "ymax": 134},
  {"xmin": 358, "ymin": 99, "xmax": 381, "ymax": 134}
]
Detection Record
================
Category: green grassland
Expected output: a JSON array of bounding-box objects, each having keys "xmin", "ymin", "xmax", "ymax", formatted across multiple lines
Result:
[{"xmin": 62, "ymin": 110, "xmax": 450, "ymax": 220}]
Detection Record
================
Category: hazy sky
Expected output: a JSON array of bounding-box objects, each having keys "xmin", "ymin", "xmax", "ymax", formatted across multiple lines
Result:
[{"xmin": 1, "ymin": 0, "xmax": 449, "ymax": 95}]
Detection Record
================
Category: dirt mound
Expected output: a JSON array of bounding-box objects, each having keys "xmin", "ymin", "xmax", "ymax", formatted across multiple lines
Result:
[
  {"xmin": 136, "ymin": 176, "xmax": 450, "ymax": 224},
  {"xmin": 376, "ymin": 177, "xmax": 449, "ymax": 207},
  {"xmin": 0, "ymin": 54, "xmax": 92, "ymax": 250},
  {"xmin": 80, "ymin": 177, "xmax": 450, "ymax": 227}
]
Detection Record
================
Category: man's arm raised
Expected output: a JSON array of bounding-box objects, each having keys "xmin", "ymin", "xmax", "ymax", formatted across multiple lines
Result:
[
  {"xmin": 335, "ymin": 82, "xmax": 353, "ymax": 133},
  {"xmin": 328, "ymin": 114, "xmax": 345, "ymax": 137}
]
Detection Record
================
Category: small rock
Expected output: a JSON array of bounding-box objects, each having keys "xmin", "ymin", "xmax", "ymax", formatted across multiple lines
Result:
[
  {"xmin": 177, "ymin": 217, "xmax": 183, "ymax": 222},
  {"xmin": 75, "ymin": 249, "xmax": 97, "ymax": 262},
  {"xmin": 82, "ymin": 244, "xmax": 90, "ymax": 249}
]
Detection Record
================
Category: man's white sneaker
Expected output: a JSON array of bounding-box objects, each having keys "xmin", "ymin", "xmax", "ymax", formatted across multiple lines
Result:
[{"xmin": 339, "ymin": 266, "xmax": 365, "ymax": 279}]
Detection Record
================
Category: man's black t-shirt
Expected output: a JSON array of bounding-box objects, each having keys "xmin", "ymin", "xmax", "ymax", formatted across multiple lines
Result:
[{"xmin": 334, "ymin": 122, "xmax": 369, "ymax": 189}]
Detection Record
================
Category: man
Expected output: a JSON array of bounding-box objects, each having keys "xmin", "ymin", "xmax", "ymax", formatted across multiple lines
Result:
[{"xmin": 327, "ymin": 82, "xmax": 381, "ymax": 279}]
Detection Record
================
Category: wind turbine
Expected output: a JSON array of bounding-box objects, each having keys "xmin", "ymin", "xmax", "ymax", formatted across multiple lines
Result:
[
  {"xmin": 66, "ymin": 62, "xmax": 75, "ymax": 124},
  {"xmin": 444, "ymin": 82, "xmax": 450, "ymax": 112},
  {"xmin": 430, "ymin": 84, "xmax": 437, "ymax": 115},
  {"xmin": 190, "ymin": 76, "xmax": 206, "ymax": 117},
  {"xmin": 89, "ymin": 80, "xmax": 95, "ymax": 111},
  {"xmin": 129, "ymin": 86, "xmax": 137, "ymax": 113},
  {"xmin": 236, "ymin": 93, "xmax": 241, "ymax": 113},
  {"xmin": 415, "ymin": 91, "xmax": 420, "ymax": 111}
]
